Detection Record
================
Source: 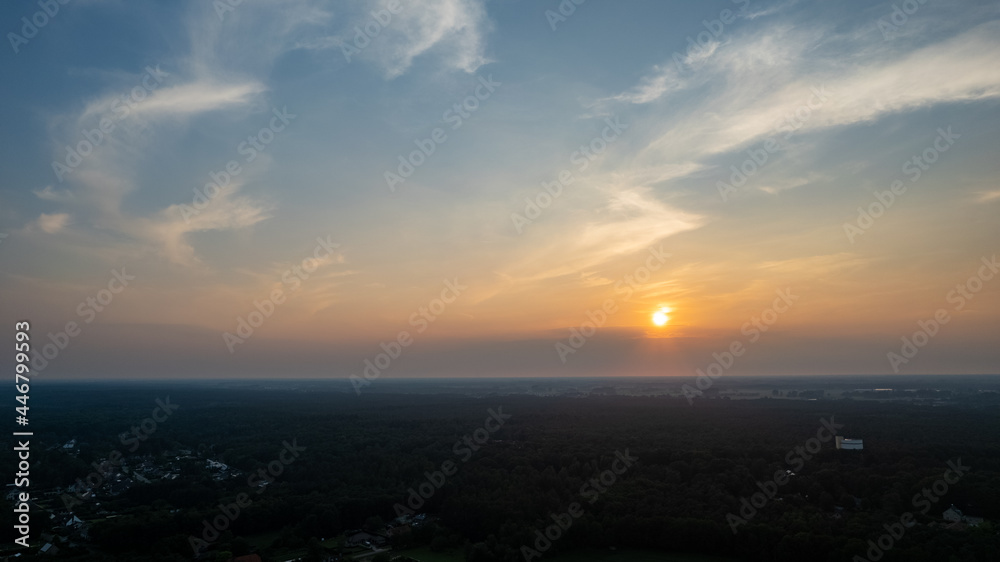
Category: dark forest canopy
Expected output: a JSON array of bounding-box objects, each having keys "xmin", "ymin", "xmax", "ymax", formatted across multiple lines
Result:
[{"xmin": 3, "ymin": 377, "xmax": 999, "ymax": 561}]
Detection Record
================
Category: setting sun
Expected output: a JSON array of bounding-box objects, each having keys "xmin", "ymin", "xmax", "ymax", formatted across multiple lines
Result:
[{"xmin": 652, "ymin": 308, "xmax": 671, "ymax": 326}]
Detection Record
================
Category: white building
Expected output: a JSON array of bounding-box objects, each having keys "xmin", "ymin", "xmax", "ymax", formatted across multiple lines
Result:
[{"xmin": 836, "ymin": 436, "xmax": 863, "ymax": 450}]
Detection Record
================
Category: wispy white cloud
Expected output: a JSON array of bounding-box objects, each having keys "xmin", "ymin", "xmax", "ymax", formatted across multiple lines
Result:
[
  {"xmin": 39, "ymin": 2, "xmax": 299, "ymax": 267},
  {"xmin": 756, "ymin": 172, "xmax": 829, "ymax": 195},
  {"xmin": 136, "ymin": 182, "xmax": 272, "ymax": 266},
  {"xmin": 610, "ymin": 64, "xmax": 686, "ymax": 105},
  {"xmin": 608, "ymin": 19, "xmax": 1000, "ymax": 195},
  {"xmin": 376, "ymin": 0, "xmax": 491, "ymax": 77},
  {"xmin": 501, "ymin": 181, "xmax": 701, "ymax": 285},
  {"xmin": 604, "ymin": 2, "xmax": 795, "ymax": 107},
  {"xmin": 81, "ymin": 81, "xmax": 265, "ymax": 122},
  {"xmin": 744, "ymin": 0, "xmax": 798, "ymax": 21},
  {"xmin": 977, "ymin": 189, "xmax": 1000, "ymax": 203},
  {"xmin": 298, "ymin": 0, "xmax": 492, "ymax": 78},
  {"xmin": 36, "ymin": 213, "xmax": 70, "ymax": 234},
  {"xmin": 39, "ymin": 93, "xmax": 270, "ymax": 268},
  {"xmin": 33, "ymin": 185, "xmax": 75, "ymax": 203},
  {"xmin": 514, "ymin": 14, "xmax": 1000, "ymax": 288}
]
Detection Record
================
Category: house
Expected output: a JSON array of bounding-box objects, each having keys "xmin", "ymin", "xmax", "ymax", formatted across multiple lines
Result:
[
  {"xmin": 942, "ymin": 506, "xmax": 961, "ymax": 522},
  {"xmin": 942, "ymin": 505, "xmax": 983, "ymax": 526},
  {"xmin": 386, "ymin": 524, "xmax": 411, "ymax": 537},
  {"xmin": 345, "ymin": 531, "xmax": 379, "ymax": 547}
]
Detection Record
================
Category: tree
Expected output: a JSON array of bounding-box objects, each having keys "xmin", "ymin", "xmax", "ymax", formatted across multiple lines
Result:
[{"xmin": 364, "ymin": 515, "xmax": 385, "ymax": 532}]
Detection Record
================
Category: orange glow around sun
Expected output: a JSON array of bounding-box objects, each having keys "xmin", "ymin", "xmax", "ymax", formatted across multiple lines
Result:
[{"xmin": 652, "ymin": 307, "xmax": 671, "ymax": 326}]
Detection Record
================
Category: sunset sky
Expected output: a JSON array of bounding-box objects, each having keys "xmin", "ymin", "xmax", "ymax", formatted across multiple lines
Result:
[{"xmin": 1, "ymin": 0, "xmax": 999, "ymax": 379}]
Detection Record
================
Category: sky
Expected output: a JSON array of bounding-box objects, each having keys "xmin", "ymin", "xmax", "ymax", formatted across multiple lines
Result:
[{"xmin": 1, "ymin": 0, "xmax": 999, "ymax": 380}]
